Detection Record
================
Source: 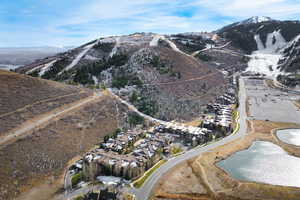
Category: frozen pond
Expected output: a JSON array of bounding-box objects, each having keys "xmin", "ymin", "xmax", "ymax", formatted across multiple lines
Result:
[
  {"xmin": 277, "ymin": 129, "xmax": 300, "ymax": 146},
  {"xmin": 218, "ymin": 141, "xmax": 300, "ymax": 187}
]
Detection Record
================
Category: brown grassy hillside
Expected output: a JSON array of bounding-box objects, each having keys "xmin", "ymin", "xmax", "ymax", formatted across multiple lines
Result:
[
  {"xmin": 0, "ymin": 70, "xmax": 92, "ymax": 136},
  {"xmin": 0, "ymin": 95, "xmax": 130, "ymax": 200},
  {"xmin": 0, "ymin": 70, "xmax": 132, "ymax": 200}
]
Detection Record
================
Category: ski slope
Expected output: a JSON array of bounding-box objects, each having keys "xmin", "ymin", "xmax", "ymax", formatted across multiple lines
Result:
[
  {"xmin": 247, "ymin": 30, "xmax": 287, "ymax": 78},
  {"xmin": 60, "ymin": 39, "xmax": 99, "ymax": 73}
]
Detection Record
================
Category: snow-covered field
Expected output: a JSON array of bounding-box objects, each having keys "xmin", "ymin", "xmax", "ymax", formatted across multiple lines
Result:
[
  {"xmin": 246, "ymin": 30, "xmax": 287, "ymax": 78},
  {"xmin": 39, "ymin": 59, "xmax": 57, "ymax": 76},
  {"xmin": 247, "ymin": 53, "xmax": 282, "ymax": 77},
  {"xmin": 61, "ymin": 39, "xmax": 100, "ymax": 73}
]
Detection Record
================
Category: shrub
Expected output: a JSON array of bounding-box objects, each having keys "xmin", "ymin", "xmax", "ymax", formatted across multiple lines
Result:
[
  {"xmin": 128, "ymin": 112, "xmax": 145, "ymax": 126},
  {"xmin": 196, "ymin": 53, "xmax": 213, "ymax": 61},
  {"xmin": 71, "ymin": 172, "xmax": 84, "ymax": 187}
]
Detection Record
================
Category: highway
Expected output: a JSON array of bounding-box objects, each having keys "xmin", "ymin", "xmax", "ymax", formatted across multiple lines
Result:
[{"xmin": 131, "ymin": 77, "xmax": 248, "ymax": 200}]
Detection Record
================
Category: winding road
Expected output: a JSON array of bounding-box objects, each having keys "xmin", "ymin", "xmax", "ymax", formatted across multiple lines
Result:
[
  {"xmin": 131, "ymin": 77, "xmax": 248, "ymax": 200},
  {"xmin": 62, "ymin": 77, "xmax": 247, "ymax": 200}
]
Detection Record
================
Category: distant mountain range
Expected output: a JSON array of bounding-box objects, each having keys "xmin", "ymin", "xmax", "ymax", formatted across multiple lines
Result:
[
  {"xmin": 0, "ymin": 46, "xmax": 73, "ymax": 67},
  {"xmin": 12, "ymin": 16, "xmax": 300, "ymax": 88}
]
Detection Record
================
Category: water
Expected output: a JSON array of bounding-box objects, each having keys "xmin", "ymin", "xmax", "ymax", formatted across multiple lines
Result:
[
  {"xmin": 218, "ymin": 141, "xmax": 300, "ymax": 187},
  {"xmin": 277, "ymin": 129, "xmax": 300, "ymax": 146}
]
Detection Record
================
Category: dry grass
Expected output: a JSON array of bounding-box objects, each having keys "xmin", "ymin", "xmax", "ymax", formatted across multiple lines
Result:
[
  {"xmin": 185, "ymin": 119, "xmax": 203, "ymax": 127},
  {"xmin": 0, "ymin": 70, "xmax": 93, "ymax": 135},
  {"xmin": 0, "ymin": 95, "xmax": 129, "ymax": 200},
  {"xmin": 153, "ymin": 161, "xmax": 210, "ymax": 200}
]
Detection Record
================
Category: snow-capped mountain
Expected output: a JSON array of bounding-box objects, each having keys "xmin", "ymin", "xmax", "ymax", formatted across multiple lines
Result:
[
  {"xmin": 238, "ymin": 16, "xmax": 274, "ymax": 25},
  {"xmin": 217, "ymin": 17, "xmax": 300, "ymax": 80},
  {"xmin": 218, "ymin": 18, "xmax": 300, "ymax": 53}
]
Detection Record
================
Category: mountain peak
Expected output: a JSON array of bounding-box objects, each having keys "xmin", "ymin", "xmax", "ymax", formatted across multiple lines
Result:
[{"xmin": 239, "ymin": 16, "xmax": 274, "ymax": 25}]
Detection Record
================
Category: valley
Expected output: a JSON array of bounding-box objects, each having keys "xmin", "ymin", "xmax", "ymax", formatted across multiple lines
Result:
[{"xmin": 0, "ymin": 16, "xmax": 300, "ymax": 200}]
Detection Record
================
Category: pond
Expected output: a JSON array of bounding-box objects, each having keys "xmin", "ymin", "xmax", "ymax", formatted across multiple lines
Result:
[
  {"xmin": 276, "ymin": 129, "xmax": 300, "ymax": 146},
  {"xmin": 217, "ymin": 141, "xmax": 300, "ymax": 187}
]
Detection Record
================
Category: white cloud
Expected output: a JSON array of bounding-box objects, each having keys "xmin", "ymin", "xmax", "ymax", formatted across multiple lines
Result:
[
  {"xmin": 2, "ymin": 0, "xmax": 300, "ymax": 46},
  {"xmin": 196, "ymin": 0, "xmax": 300, "ymax": 19}
]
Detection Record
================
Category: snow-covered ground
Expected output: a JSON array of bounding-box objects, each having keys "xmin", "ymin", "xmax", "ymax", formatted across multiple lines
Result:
[
  {"xmin": 60, "ymin": 39, "xmax": 99, "ymax": 73},
  {"xmin": 109, "ymin": 37, "xmax": 120, "ymax": 57},
  {"xmin": 247, "ymin": 53, "xmax": 282, "ymax": 77},
  {"xmin": 92, "ymin": 76, "xmax": 99, "ymax": 85},
  {"xmin": 84, "ymin": 55, "xmax": 99, "ymax": 61},
  {"xmin": 39, "ymin": 59, "xmax": 57, "ymax": 76},
  {"xmin": 238, "ymin": 16, "xmax": 273, "ymax": 25},
  {"xmin": 149, "ymin": 34, "xmax": 182, "ymax": 52},
  {"xmin": 149, "ymin": 35, "xmax": 162, "ymax": 47},
  {"xmin": 246, "ymin": 30, "xmax": 287, "ymax": 78}
]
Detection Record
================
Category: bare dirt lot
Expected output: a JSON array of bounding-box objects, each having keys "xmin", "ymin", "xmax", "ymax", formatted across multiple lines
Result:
[{"xmin": 153, "ymin": 120, "xmax": 300, "ymax": 200}]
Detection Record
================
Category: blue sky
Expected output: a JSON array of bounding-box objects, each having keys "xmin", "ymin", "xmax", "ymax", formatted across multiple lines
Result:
[{"xmin": 1, "ymin": 0, "xmax": 300, "ymax": 47}]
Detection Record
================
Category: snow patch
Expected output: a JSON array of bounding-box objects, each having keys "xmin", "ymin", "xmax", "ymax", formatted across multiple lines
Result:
[
  {"xmin": 254, "ymin": 35, "xmax": 265, "ymax": 51},
  {"xmin": 39, "ymin": 59, "xmax": 57, "ymax": 76},
  {"xmin": 281, "ymin": 34, "xmax": 300, "ymax": 55},
  {"xmin": 100, "ymin": 37, "xmax": 115, "ymax": 43},
  {"xmin": 109, "ymin": 37, "xmax": 120, "ymax": 57},
  {"xmin": 84, "ymin": 55, "xmax": 99, "ymax": 61},
  {"xmin": 150, "ymin": 35, "xmax": 187, "ymax": 55},
  {"xmin": 265, "ymin": 30, "xmax": 286, "ymax": 53},
  {"xmin": 92, "ymin": 76, "xmax": 99, "ymax": 85},
  {"xmin": 239, "ymin": 16, "xmax": 273, "ymax": 25},
  {"xmin": 163, "ymin": 37, "xmax": 182, "ymax": 52},
  {"xmin": 247, "ymin": 31, "xmax": 287, "ymax": 78},
  {"xmin": 60, "ymin": 39, "xmax": 99, "ymax": 73},
  {"xmin": 149, "ymin": 35, "xmax": 163, "ymax": 47},
  {"xmin": 247, "ymin": 53, "xmax": 282, "ymax": 77}
]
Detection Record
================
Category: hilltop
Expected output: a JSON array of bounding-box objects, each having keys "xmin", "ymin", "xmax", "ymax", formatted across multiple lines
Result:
[{"xmin": 17, "ymin": 32, "xmax": 248, "ymax": 121}]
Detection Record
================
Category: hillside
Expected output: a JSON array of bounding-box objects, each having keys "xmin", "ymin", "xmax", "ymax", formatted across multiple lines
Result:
[
  {"xmin": 18, "ymin": 33, "xmax": 228, "ymax": 121},
  {"xmin": 0, "ymin": 70, "xmax": 135, "ymax": 200},
  {"xmin": 217, "ymin": 17, "xmax": 300, "ymax": 87},
  {"xmin": 218, "ymin": 18, "xmax": 300, "ymax": 54},
  {"xmin": 0, "ymin": 70, "xmax": 93, "ymax": 138}
]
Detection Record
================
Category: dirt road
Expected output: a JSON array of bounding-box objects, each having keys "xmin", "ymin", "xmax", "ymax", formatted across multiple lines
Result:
[{"xmin": 0, "ymin": 92, "xmax": 102, "ymax": 148}]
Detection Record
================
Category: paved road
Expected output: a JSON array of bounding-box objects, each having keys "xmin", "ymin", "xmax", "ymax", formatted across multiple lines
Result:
[
  {"xmin": 64, "ymin": 171, "xmax": 72, "ymax": 193},
  {"xmin": 60, "ymin": 185, "xmax": 104, "ymax": 200},
  {"xmin": 62, "ymin": 78, "xmax": 247, "ymax": 200},
  {"xmin": 131, "ymin": 77, "xmax": 248, "ymax": 200}
]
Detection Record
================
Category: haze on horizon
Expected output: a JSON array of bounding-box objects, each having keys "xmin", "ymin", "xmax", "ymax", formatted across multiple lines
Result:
[{"xmin": 1, "ymin": 0, "xmax": 300, "ymax": 47}]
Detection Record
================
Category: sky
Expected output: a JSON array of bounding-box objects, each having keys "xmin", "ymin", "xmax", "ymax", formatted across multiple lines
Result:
[{"xmin": 1, "ymin": 0, "xmax": 300, "ymax": 47}]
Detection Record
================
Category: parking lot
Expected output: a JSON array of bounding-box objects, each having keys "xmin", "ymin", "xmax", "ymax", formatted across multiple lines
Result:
[{"xmin": 245, "ymin": 78, "xmax": 300, "ymax": 124}]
